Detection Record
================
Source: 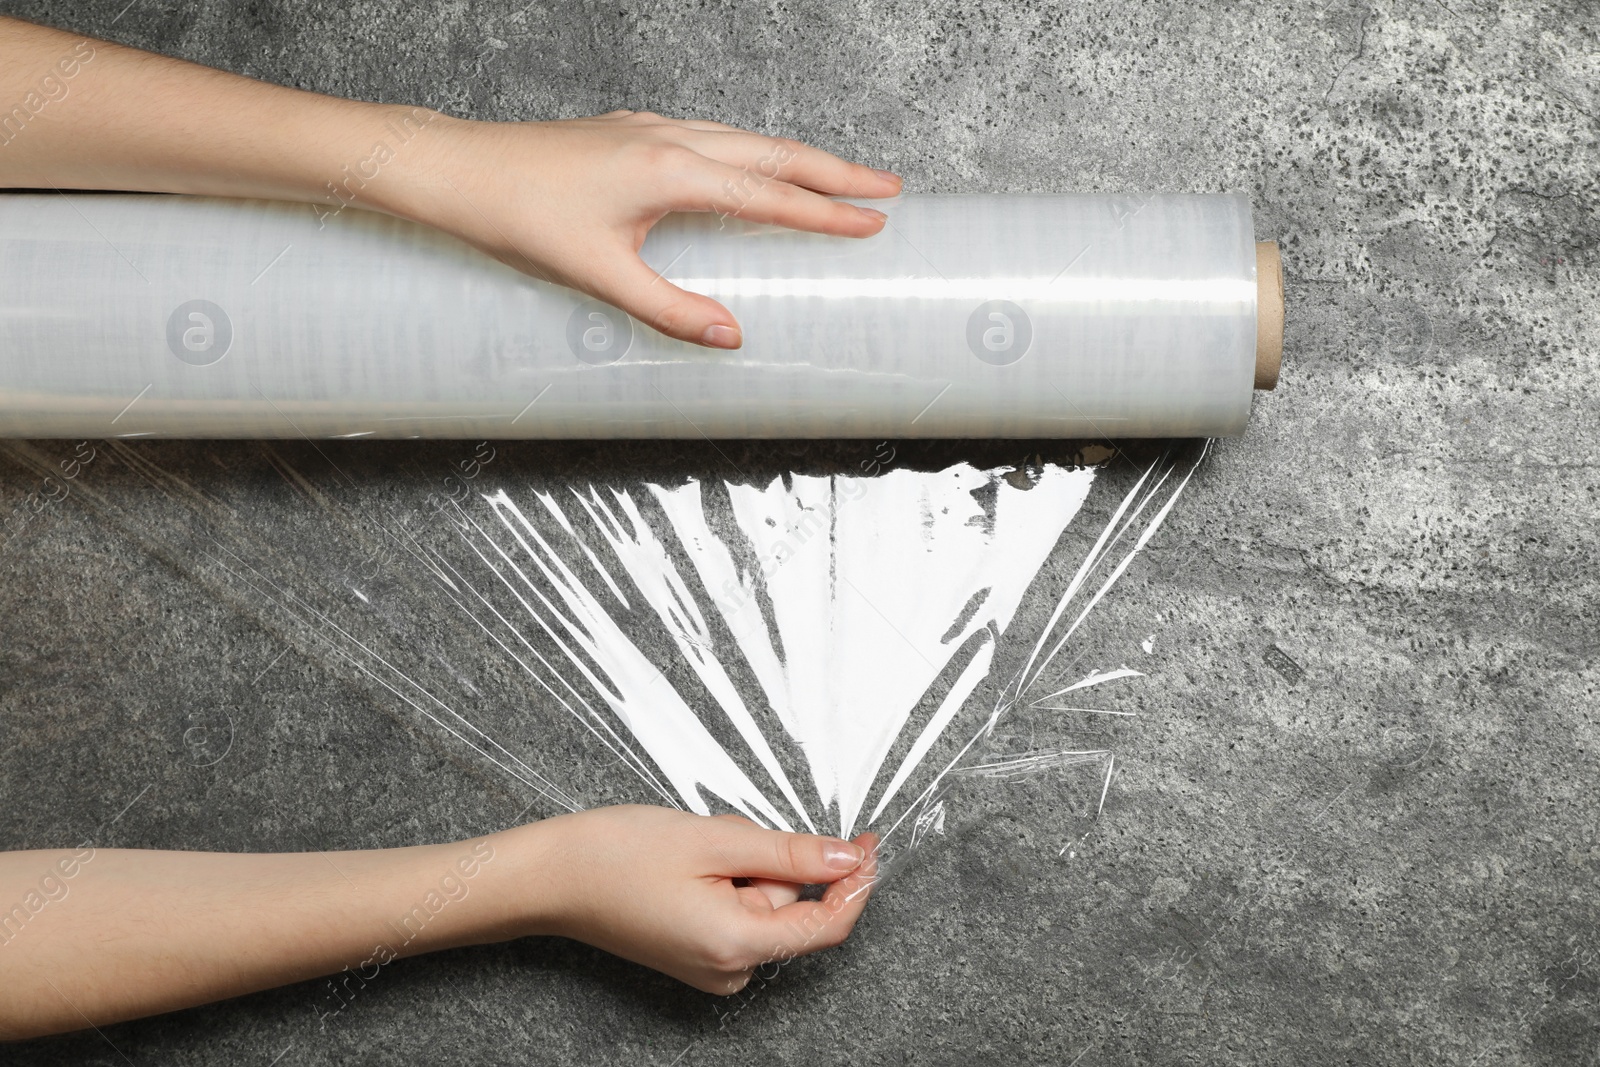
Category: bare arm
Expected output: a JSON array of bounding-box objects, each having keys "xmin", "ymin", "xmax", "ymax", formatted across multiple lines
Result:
[
  {"xmin": 0, "ymin": 16, "xmax": 428, "ymax": 207},
  {"xmin": 0, "ymin": 15, "xmax": 902, "ymax": 347},
  {"xmin": 0, "ymin": 807, "xmax": 877, "ymax": 1040},
  {"xmin": 0, "ymin": 20, "xmax": 886, "ymax": 1038}
]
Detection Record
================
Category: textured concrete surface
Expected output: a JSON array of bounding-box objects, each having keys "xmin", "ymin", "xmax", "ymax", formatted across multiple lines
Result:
[{"xmin": 2, "ymin": 0, "xmax": 1598, "ymax": 1064}]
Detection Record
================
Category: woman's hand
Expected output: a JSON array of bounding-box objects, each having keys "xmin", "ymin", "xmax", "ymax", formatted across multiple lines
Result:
[
  {"xmin": 0, "ymin": 18, "xmax": 900, "ymax": 349},
  {"xmin": 521, "ymin": 805, "xmax": 879, "ymax": 993},
  {"xmin": 0, "ymin": 804, "xmax": 880, "ymax": 1039},
  {"xmin": 379, "ymin": 110, "xmax": 902, "ymax": 349}
]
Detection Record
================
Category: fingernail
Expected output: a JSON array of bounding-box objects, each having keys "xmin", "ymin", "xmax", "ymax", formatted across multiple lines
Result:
[
  {"xmin": 701, "ymin": 324, "xmax": 740, "ymax": 348},
  {"xmin": 858, "ymin": 206, "xmax": 887, "ymax": 221},
  {"xmin": 824, "ymin": 841, "xmax": 864, "ymax": 871},
  {"xmin": 873, "ymin": 168, "xmax": 902, "ymax": 184}
]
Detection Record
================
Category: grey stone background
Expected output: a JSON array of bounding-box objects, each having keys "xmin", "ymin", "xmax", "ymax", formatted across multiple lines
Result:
[{"xmin": 1, "ymin": 0, "xmax": 1597, "ymax": 1064}]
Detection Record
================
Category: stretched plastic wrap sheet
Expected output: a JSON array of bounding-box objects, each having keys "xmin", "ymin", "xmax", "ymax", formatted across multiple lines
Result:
[
  {"xmin": 0, "ymin": 437, "xmax": 1205, "ymax": 872},
  {"xmin": 0, "ymin": 192, "xmax": 1261, "ymax": 439}
]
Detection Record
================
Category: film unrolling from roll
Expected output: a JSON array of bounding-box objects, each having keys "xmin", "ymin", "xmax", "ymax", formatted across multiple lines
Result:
[
  {"xmin": 0, "ymin": 192, "xmax": 1283, "ymax": 439},
  {"xmin": 0, "ymin": 430, "xmax": 1204, "ymax": 865}
]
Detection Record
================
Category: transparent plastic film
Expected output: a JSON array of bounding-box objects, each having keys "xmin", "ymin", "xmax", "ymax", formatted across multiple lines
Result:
[
  {"xmin": 0, "ymin": 436, "xmax": 1203, "ymax": 876},
  {"xmin": 0, "ymin": 193, "xmax": 1271, "ymax": 439}
]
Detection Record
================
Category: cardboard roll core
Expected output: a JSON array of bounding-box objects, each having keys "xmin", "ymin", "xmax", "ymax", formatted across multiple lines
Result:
[{"xmin": 1256, "ymin": 241, "xmax": 1284, "ymax": 391}]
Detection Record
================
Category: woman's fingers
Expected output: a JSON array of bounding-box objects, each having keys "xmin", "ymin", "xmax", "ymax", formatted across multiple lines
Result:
[
  {"xmin": 717, "ymin": 830, "xmax": 877, "ymax": 990},
  {"xmin": 602, "ymin": 115, "xmax": 901, "ymax": 199},
  {"xmin": 712, "ymin": 816, "xmax": 804, "ymax": 908},
  {"xmin": 701, "ymin": 819, "xmax": 868, "ymax": 885},
  {"xmin": 734, "ymin": 883, "xmax": 775, "ymax": 911},
  {"xmin": 670, "ymin": 159, "xmax": 889, "ymax": 237},
  {"xmin": 573, "ymin": 242, "xmax": 741, "ymax": 348},
  {"xmin": 732, "ymin": 879, "xmax": 800, "ymax": 911},
  {"xmin": 449, "ymin": 116, "xmax": 902, "ymax": 347},
  {"xmin": 712, "ymin": 813, "xmax": 760, "ymax": 827},
  {"xmin": 600, "ymin": 110, "xmax": 750, "ymax": 135},
  {"xmin": 570, "ymin": 183, "xmax": 881, "ymax": 347},
  {"xmin": 680, "ymin": 129, "xmax": 902, "ymax": 198},
  {"xmin": 757, "ymin": 833, "xmax": 879, "ymax": 957},
  {"xmin": 749, "ymin": 877, "xmax": 802, "ymax": 909},
  {"xmin": 652, "ymin": 116, "xmax": 746, "ymax": 134}
]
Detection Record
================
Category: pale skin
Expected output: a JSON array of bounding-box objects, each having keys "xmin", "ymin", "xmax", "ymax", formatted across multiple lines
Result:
[
  {"xmin": 0, "ymin": 16, "xmax": 901, "ymax": 346},
  {"xmin": 0, "ymin": 15, "xmax": 899, "ymax": 1041},
  {"xmin": 0, "ymin": 809, "xmax": 879, "ymax": 1041}
]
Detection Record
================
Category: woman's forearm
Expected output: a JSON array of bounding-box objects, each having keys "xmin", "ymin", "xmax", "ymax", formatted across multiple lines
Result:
[
  {"xmin": 0, "ymin": 825, "xmax": 555, "ymax": 1041},
  {"xmin": 0, "ymin": 15, "xmax": 435, "ymax": 213},
  {"xmin": 0, "ymin": 807, "xmax": 876, "ymax": 1041},
  {"xmin": 0, "ymin": 14, "xmax": 901, "ymax": 348}
]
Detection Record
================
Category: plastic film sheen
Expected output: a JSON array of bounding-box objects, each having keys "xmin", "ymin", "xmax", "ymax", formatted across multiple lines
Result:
[{"xmin": 0, "ymin": 192, "xmax": 1261, "ymax": 439}]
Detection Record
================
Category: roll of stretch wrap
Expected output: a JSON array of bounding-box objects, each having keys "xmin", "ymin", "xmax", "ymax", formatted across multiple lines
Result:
[{"xmin": 0, "ymin": 192, "xmax": 1282, "ymax": 439}]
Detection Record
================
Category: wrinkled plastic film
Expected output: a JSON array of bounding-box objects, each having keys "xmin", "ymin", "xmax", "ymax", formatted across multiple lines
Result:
[
  {"xmin": 0, "ymin": 193, "xmax": 1260, "ymax": 439},
  {"xmin": 0, "ymin": 436, "xmax": 1199, "ymax": 869}
]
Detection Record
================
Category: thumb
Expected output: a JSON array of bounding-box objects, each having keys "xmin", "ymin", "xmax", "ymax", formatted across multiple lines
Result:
[
  {"xmin": 577, "ymin": 245, "xmax": 742, "ymax": 349},
  {"xmin": 707, "ymin": 822, "xmax": 867, "ymax": 884}
]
